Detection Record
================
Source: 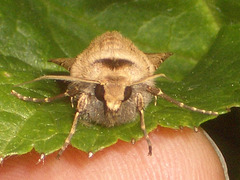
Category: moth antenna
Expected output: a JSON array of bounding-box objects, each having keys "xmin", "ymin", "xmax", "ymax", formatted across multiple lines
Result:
[
  {"xmin": 132, "ymin": 73, "xmax": 168, "ymax": 85},
  {"xmin": 14, "ymin": 75, "xmax": 100, "ymax": 87}
]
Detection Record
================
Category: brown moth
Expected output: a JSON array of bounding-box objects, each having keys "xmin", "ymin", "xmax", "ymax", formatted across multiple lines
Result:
[{"xmin": 11, "ymin": 31, "xmax": 218, "ymax": 158}]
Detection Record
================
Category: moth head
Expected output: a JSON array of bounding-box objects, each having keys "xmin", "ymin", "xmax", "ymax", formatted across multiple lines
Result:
[
  {"xmin": 95, "ymin": 77, "xmax": 132, "ymax": 111},
  {"xmin": 94, "ymin": 73, "xmax": 167, "ymax": 111}
]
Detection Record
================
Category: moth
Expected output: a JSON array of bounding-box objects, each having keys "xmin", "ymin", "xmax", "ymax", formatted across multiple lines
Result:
[{"xmin": 11, "ymin": 31, "xmax": 218, "ymax": 158}]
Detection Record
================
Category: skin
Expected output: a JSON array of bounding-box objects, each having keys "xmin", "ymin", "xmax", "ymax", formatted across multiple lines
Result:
[{"xmin": 0, "ymin": 127, "xmax": 225, "ymax": 180}]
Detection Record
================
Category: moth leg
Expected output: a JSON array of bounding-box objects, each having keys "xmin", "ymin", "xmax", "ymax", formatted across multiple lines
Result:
[
  {"xmin": 11, "ymin": 90, "xmax": 69, "ymax": 103},
  {"xmin": 147, "ymin": 86, "xmax": 219, "ymax": 115},
  {"xmin": 57, "ymin": 93, "xmax": 88, "ymax": 159},
  {"xmin": 136, "ymin": 93, "xmax": 152, "ymax": 156},
  {"xmin": 154, "ymin": 95, "xmax": 158, "ymax": 106},
  {"xmin": 70, "ymin": 97, "xmax": 75, "ymax": 108}
]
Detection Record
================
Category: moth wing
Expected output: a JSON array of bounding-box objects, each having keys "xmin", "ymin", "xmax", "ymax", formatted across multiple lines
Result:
[
  {"xmin": 49, "ymin": 58, "xmax": 76, "ymax": 71},
  {"xmin": 145, "ymin": 53, "xmax": 173, "ymax": 70}
]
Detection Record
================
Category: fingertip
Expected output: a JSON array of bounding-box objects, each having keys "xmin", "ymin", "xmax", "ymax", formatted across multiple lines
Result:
[{"xmin": 0, "ymin": 127, "xmax": 226, "ymax": 180}]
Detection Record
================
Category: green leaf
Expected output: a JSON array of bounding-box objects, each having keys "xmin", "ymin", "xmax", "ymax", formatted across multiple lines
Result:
[{"xmin": 0, "ymin": 0, "xmax": 239, "ymax": 159}]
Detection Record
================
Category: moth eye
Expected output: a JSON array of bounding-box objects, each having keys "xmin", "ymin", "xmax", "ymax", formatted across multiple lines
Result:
[
  {"xmin": 123, "ymin": 86, "xmax": 132, "ymax": 101},
  {"xmin": 95, "ymin": 84, "xmax": 105, "ymax": 101}
]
